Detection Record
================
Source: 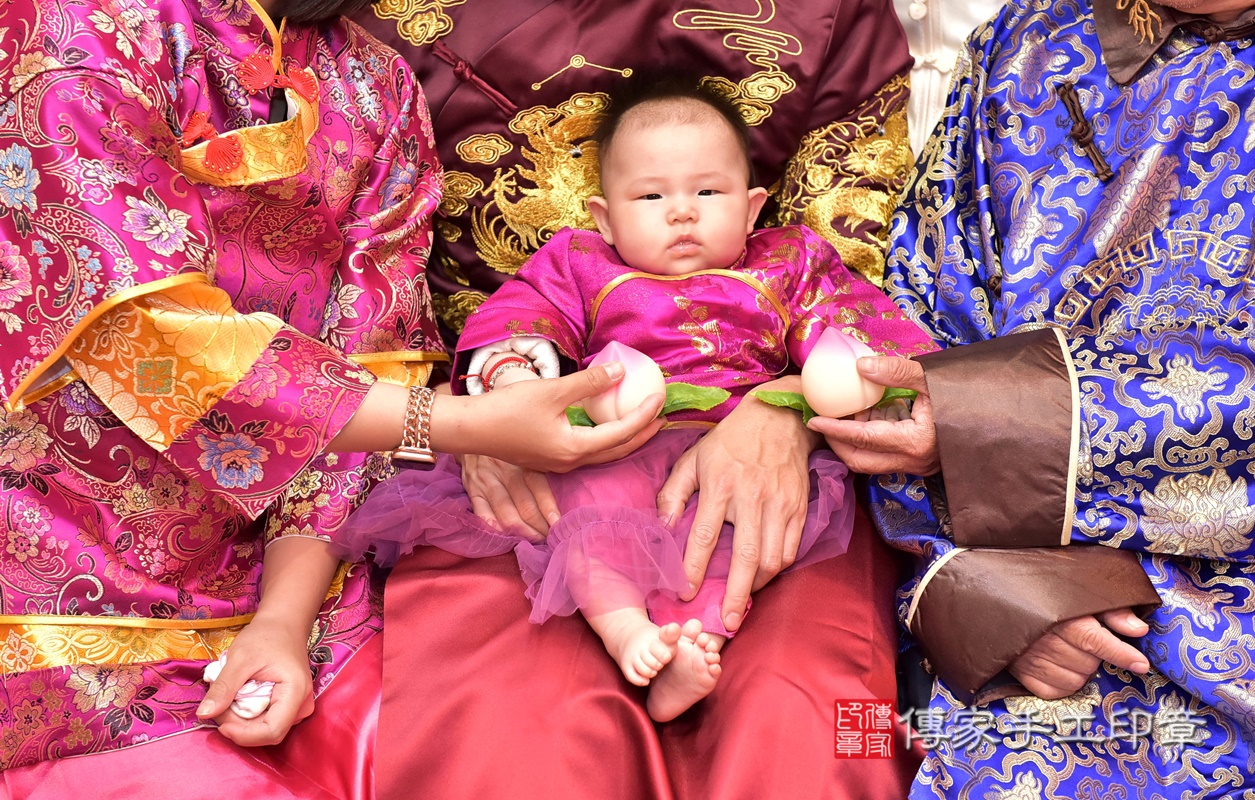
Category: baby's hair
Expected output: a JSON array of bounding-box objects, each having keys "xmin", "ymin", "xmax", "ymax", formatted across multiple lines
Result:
[{"xmin": 593, "ymin": 74, "xmax": 757, "ymax": 186}]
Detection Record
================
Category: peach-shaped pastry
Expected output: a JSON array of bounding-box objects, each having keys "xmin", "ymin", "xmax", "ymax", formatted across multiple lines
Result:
[
  {"xmin": 583, "ymin": 341, "xmax": 666, "ymax": 424},
  {"xmin": 800, "ymin": 327, "xmax": 885, "ymax": 418}
]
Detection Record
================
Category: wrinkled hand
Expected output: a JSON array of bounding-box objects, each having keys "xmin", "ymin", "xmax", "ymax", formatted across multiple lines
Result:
[
  {"xmin": 1009, "ymin": 609, "xmax": 1150, "ymax": 700},
  {"xmin": 196, "ymin": 616, "xmax": 315, "ymax": 747},
  {"xmin": 458, "ymin": 454, "xmax": 559, "ymax": 542},
  {"xmin": 807, "ymin": 357, "xmax": 940, "ymax": 476},
  {"xmin": 467, "ymin": 363, "xmax": 665, "ymax": 473},
  {"xmin": 656, "ymin": 384, "xmax": 815, "ymax": 632}
]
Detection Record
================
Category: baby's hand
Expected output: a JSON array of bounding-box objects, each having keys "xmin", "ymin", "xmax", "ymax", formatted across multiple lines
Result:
[
  {"xmin": 466, "ymin": 337, "xmax": 559, "ymax": 394},
  {"xmin": 484, "ymin": 351, "xmax": 542, "ymax": 390}
]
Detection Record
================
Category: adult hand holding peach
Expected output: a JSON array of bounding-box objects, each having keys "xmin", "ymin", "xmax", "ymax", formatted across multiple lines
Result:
[
  {"xmin": 800, "ymin": 327, "xmax": 886, "ymax": 419},
  {"xmin": 807, "ymin": 355, "xmax": 941, "ymax": 476},
  {"xmin": 582, "ymin": 341, "xmax": 667, "ymax": 424}
]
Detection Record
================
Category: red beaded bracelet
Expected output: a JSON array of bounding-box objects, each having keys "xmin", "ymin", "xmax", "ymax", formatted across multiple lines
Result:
[{"xmin": 483, "ymin": 354, "xmax": 538, "ymax": 391}]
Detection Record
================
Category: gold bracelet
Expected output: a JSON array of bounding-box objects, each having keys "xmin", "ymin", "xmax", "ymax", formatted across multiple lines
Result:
[{"xmin": 393, "ymin": 385, "xmax": 437, "ymax": 463}]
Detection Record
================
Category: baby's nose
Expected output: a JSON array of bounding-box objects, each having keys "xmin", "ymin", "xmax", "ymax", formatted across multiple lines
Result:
[{"xmin": 669, "ymin": 201, "xmax": 696, "ymax": 223}]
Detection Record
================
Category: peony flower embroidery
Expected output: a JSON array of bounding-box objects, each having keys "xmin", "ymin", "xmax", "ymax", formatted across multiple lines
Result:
[
  {"xmin": 199, "ymin": 0, "xmax": 253, "ymax": 25},
  {"xmin": 0, "ymin": 407, "xmax": 52, "ymax": 472},
  {"xmin": 5, "ymin": 529, "xmax": 38, "ymax": 563},
  {"xmin": 122, "ymin": 188, "xmax": 192, "ymax": 256},
  {"xmin": 195, "ymin": 430, "xmax": 269, "ymax": 489},
  {"xmin": 66, "ymin": 664, "xmax": 145, "ymax": 712},
  {"xmin": 88, "ymin": 0, "xmax": 161, "ymax": 61},
  {"xmin": 381, "ymin": 161, "xmax": 420, "ymax": 210},
  {"xmin": 0, "ymin": 241, "xmax": 32, "ymax": 318},
  {"xmin": 13, "ymin": 497, "xmax": 52, "ymax": 535},
  {"xmin": 232, "ymin": 352, "xmax": 292, "ymax": 407},
  {"xmin": 8, "ymin": 53, "xmax": 62, "ymax": 95},
  {"xmin": 62, "ymin": 381, "xmax": 108, "ymax": 417},
  {"xmin": 0, "ymin": 144, "xmax": 40, "ymax": 212}
]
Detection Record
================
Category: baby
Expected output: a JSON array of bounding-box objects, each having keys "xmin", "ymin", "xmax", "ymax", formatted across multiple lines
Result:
[{"xmin": 337, "ymin": 78, "xmax": 933, "ymax": 721}]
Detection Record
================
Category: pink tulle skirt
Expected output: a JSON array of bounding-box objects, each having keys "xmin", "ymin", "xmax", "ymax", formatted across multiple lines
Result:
[{"xmin": 335, "ymin": 429, "xmax": 854, "ymax": 637}]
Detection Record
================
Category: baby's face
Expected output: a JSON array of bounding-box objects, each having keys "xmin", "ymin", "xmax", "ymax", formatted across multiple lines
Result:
[{"xmin": 588, "ymin": 109, "xmax": 767, "ymax": 276}]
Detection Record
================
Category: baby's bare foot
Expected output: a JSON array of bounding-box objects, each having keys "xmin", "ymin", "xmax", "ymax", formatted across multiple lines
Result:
[
  {"xmin": 646, "ymin": 619, "xmax": 723, "ymax": 722},
  {"xmin": 592, "ymin": 610, "xmax": 682, "ymax": 686}
]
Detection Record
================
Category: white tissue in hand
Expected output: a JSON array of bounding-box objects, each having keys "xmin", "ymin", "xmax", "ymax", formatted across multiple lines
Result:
[
  {"xmin": 229, "ymin": 680, "xmax": 274, "ymax": 719},
  {"xmin": 202, "ymin": 652, "xmax": 275, "ymax": 720},
  {"xmin": 800, "ymin": 327, "xmax": 885, "ymax": 418},
  {"xmin": 582, "ymin": 341, "xmax": 666, "ymax": 424}
]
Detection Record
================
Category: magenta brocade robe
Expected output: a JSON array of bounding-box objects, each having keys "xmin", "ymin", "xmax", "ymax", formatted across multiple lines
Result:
[
  {"xmin": 0, "ymin": 0, "xmax": 444, "ymax": 769},
  {"xmin": 452, "ymin": 226, "xmax": 935, "ymax": 413}
]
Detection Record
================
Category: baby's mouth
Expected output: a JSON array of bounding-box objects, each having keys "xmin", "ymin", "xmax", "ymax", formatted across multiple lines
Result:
[{"xmin": 669, "ymin": 236, "xmax": 698, "ymax": 253}]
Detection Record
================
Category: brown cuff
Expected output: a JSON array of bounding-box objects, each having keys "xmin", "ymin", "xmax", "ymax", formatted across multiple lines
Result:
[
  {"xmin": 908, "ymin": 546, "xmax": 1161, "ymax": 705},
  {"xmin": 917, "ymin": 328, "xmax": 1079, "ymax": 548}
]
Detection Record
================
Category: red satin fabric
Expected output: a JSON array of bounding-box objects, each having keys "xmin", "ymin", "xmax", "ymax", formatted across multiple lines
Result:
[
  {"xmin": 380, "ymin": 505, "xmax": 920, "ymax": 799},
  {"xmin": 1, "ymin": 634, "xmax": 381, "ymax": 800}
]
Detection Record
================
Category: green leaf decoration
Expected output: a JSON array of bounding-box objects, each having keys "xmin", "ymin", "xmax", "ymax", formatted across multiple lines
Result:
[
  {"xmin": 566, "ymin": 382, "xmax": 730, "ymax": 427},
  {"xmin": 565, "ymin": 406, "xmax": 596, "ymax": 427},
  {"xmin": 751, "ymin": 390, "xmax": 818, "ymax": 424},
  {"xmin": 661, "ymin": 382, "xmax": 731, "ymax": 416},
  {"xmin": 753, "ymin": 387, "xmax": 918, "ymax": 420},
  {"xmin": 875, "ymin": 387, "xmax": 918, "ymax": 408}
]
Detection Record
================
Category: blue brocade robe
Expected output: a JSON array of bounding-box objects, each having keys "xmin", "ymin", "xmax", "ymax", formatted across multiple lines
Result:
[{"xmin": 876, "ymin": 0, "xmax": 1255, "ymax": 795}]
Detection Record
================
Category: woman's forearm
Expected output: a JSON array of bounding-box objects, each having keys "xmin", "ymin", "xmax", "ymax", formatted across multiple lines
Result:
[
  {"xmin": 327, "ymin": 363, "xmax": 660, "ymax": 473},
  {"xmin": 254, "ymin": 536, "xmax": 343, "ymax": 635},
  {"xmin": 326, "ymin": 380, "xmax": 490, "ymax": 456}
]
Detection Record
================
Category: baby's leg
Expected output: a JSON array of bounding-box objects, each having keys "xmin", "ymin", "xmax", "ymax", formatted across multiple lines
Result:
[
  {"xmin": 585, "ymin": 608, "xmax": 682, "ymax": 686},
  {"xmin": 646, "ymin": 619, "xmax": 725, "ymax": 722},
  {"xmin": 573, "ymin": 545, "xmax": 684, "ymax": 686}
]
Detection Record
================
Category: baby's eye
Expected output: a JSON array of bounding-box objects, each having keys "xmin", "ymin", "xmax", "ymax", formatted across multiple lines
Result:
[
  {"xmin": 639, "ymin": 193, "xmax": 663, "ymax": 200},
  {"xmin": 697, "ymin": 189, "xmax": 717, "ymax": 196}
]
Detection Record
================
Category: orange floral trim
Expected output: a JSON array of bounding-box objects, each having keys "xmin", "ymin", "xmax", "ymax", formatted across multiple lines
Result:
[
  {"xmin": 0, "ymin": 614, "xmax": 254, "ymax": 674},
  {"xmin": 65, "ymin": 280, "xmax": 287, "ymax": 451},
  {"xmin": 349, "ymin": 350, "xmax": 450, "ymax": 388},
  {"xmin": 5, "ymin": 273, "xmax": 209, "ymax": 413}
]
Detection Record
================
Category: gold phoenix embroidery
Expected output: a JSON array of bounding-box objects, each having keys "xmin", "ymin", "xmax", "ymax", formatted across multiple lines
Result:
[
  {"xmin": 452, "ymin": 94, "xmax": 608, "ymax": 277},
  {"xmin": 771, "ymin": 75, "xmax": 911, "ymax": 285}
]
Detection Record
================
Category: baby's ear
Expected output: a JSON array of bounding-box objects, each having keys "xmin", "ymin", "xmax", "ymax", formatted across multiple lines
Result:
[
  {"xmin": 746, "ymin": 187, "xmax": 769, "ymax": 232},
  {"xmin": 587, "ymin": 196, "xmax": 615, "ymax": 244}
]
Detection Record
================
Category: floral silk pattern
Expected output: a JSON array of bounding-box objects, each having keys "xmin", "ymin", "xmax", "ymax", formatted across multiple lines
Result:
[
  {"xmin": 0, "ymin": 0, "xmax": 444, "ymax": 769},
  {"xmin": 873, "ymin": 0, "xmax": 1255, "ymax": 795}
]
